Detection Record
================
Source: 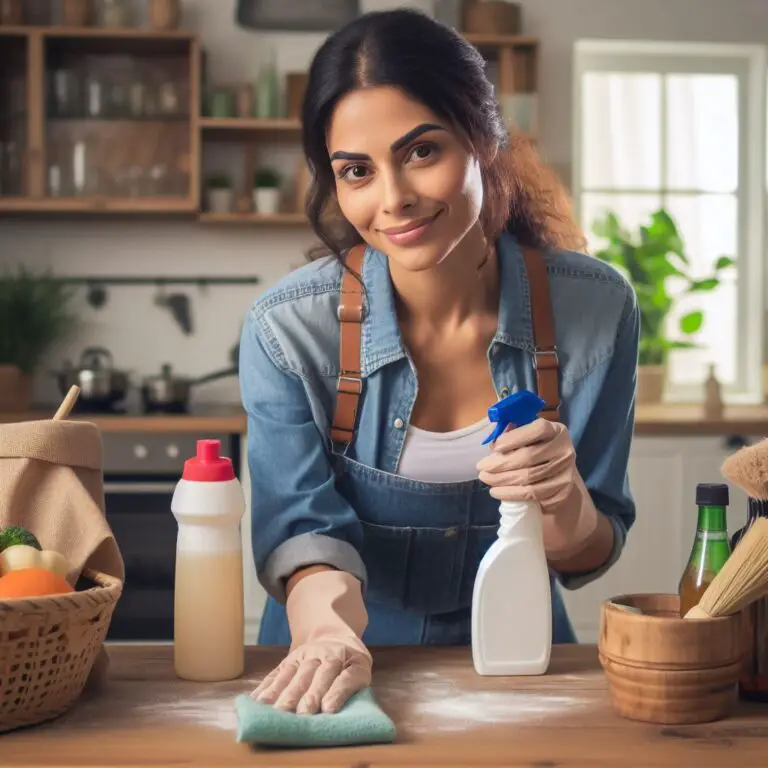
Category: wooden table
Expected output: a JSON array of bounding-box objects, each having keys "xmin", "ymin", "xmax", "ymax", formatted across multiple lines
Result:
[{"xmin": 2, "ymin": 644, "xmax": 767, "ymax": 767}]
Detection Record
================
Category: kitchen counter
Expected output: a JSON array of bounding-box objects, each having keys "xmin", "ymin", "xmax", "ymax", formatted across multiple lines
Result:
[
  {"xmin": 2, "ymin": 644, "xmax": 766, "ymax": 767},
  {"xmin": 1, "ymin": 402, "xmax": 768, "ymax": 436},
  {"xmin": 633, "ymin": 403, "xmax": 768, "ymax": 436},
  {"xmin": 0, "ymin": 405, "xmax": 248, "ymax": 434}
]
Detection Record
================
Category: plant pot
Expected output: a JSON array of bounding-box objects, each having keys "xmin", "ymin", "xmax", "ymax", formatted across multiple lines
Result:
[
  {"xmin": 206, "ymin": 188, "xmax": 233, "ymax": 214},
  {"xmin": 61, "ymin": 0, "xmax": 93, "ymax": 26},
  {"xmin": 637, "ymin": 365, "xmax": 667, "ymax": 404},
  {"xmin": 0, "ymin": 364, "xmax": 32, "ymax": 413},
  {"xmin": 253, "ymin": 187, "xmax": 280, "ymax": 215},
  {"xmin": 148, "ymin": 0, "xmax": 180, "ymax": 30}
]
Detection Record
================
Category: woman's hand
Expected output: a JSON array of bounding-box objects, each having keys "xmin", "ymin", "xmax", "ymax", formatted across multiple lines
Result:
[
  {"xmin": 250, "ymin": 570, "xmax": 372, "ymax": 715},
  {"xmin": 476, "ymin": 419, "xmax": 601, "ymax": 561}
]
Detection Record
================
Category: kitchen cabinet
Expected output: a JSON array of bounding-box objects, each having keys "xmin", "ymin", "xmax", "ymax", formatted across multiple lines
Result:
[
  {"xmin": 0, "ymin": 24, "xmax": 200, "ymax": 214},
  {"xmin": 561, "ymin": 435, "xmax": 753, "ymax": 643},
  {"xmin": 0, "ymin": 31, "xmax": 28, "ymax": 196},
  {"xmin": 0, "ymin": 24, "xmax": 537, "ymax": 225}
]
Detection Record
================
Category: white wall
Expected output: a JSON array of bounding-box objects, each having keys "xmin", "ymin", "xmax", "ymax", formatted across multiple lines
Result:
[{"xmin": 3, "ymin": 0, "xmax": 767, "ymax": 406}]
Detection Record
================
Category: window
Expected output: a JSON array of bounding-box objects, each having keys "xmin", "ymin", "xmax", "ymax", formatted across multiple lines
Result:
[{"xmin": 572, "ymin": 41, "xmax": 766, "ymax": 403}]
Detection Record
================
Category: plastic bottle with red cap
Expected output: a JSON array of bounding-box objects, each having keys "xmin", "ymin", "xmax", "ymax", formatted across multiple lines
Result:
[{"xmin": 171, "ymin": 438, "xmax": 245, "ymax": 682}]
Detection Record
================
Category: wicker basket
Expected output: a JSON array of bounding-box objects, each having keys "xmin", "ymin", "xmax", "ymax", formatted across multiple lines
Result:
[{"xmin": 0, "ymin": 568, "xmax": 123, "ymax": 733}]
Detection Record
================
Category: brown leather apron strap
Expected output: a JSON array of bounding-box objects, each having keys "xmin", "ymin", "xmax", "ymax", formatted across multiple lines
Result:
[
  {"xmin": 329, "ymin": 244, "xmax": 367, "ymax": 446},
  {"xmin": 521, "ymin": 246, "xmax": 561, "ymax": 422},
  {"xmin": 329, "ymin": 243, "xmax": 561, "ymax": 446}
]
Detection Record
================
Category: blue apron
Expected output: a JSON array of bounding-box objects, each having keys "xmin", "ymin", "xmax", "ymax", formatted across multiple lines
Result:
[{"xmin": 258, "ymin": 453, "xmax": 577, "ymax": 646}]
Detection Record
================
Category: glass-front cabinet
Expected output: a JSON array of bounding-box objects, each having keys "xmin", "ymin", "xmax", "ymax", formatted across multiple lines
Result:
[
  {"xmin": 0, "ymin": 30, "xmax": 28, "ymax": 198},
  {"xmin": 0, "ymin": 26, "xmax": 199, "ymax": 213}
]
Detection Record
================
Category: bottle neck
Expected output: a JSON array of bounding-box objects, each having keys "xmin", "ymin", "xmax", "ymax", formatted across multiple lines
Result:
[
  {"xmin": 498, "ymin": 500, "xmax": 540, "ymax": 538},
  {"xmin": 696, "ymin": 504, "xmax": 728, "ymax": 535},
  {"xmin": 747, "ymin": 497, "xmax": 768, "ymax": 521}
]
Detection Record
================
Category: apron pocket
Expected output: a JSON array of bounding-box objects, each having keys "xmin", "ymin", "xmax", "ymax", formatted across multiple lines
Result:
[
  {"xmin": 360, "ymin": 520, "xmax": 499, "ymax": 615},
  {"xmin": 359, "ymin": 520, "xmax": 412, "ymax": 610}
]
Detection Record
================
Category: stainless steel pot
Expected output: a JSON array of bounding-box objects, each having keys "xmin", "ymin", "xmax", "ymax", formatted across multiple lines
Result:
[
  {"xmin": 140, "ymin": 362, "xmax": 237, "ymax": 412},
  {"xmin": 52, "ymin": 347, "xmax": 130, "ymax": 407}
]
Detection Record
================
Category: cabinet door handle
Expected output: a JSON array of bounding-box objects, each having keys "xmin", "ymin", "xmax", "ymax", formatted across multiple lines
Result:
[{"xmin": 724, "ymin": 434, "xmax": 748, "ymax": 450}]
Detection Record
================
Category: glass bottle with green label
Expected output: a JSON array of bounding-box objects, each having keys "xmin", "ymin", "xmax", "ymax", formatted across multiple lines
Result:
[{"xmin": 678, "ymin": 483, "xmax": 732, "ymax": 617}]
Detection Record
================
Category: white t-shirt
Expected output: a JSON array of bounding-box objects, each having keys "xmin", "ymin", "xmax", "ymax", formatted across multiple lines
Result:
[{"xmin": 397, "ymin": 417, "xmax": 492, "ymax": 483}]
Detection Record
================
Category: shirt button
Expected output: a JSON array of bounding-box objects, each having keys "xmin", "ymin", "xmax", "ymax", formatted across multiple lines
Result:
[{"xmin": 393, "ymin": 417, "xmax": 405, "ymax": 429}]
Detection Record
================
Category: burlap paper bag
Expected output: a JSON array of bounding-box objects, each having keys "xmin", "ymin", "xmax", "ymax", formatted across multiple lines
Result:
[{"xmin": 0, "ymin": 419, "xmax": 125, "ymax": 686}]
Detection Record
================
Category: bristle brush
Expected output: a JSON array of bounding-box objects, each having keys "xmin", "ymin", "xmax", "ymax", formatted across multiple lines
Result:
[
  {"xmin": 721, "ymin": 439, "xmax": 768, "ymax": 517},
  {"xmin": 684, "ymin": 517, "xmax": 768, "ymax": 618}
]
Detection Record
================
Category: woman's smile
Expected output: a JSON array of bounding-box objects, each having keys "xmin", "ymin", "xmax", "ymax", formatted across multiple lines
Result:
[{"xmin": 378, "ymin": 210, "xmax": 444, "ymax": 246}]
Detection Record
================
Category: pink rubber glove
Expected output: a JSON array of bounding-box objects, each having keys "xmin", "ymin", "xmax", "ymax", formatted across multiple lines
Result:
[
  {"xmin": 476, "ymin": 418, "xmax": 599, "ymax": 560},
  {"xmin": 251, "ymin": 570, "xmax": 372, "ymax": 715}
]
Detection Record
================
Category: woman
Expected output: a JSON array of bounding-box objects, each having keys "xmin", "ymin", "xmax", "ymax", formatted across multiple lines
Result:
[{"xmin": 239, "ymin": 9, "xmax": 638, "ymax": 717}]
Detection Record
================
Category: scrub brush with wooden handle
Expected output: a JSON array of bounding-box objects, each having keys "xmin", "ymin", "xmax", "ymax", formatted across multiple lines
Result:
[
  {"xmin": 685, "ymin": 516, "xmax": 768, "ymax": 619},
  {"xmin": 718, "ymin": 439, "xmax": 768, "ymax": 691}
]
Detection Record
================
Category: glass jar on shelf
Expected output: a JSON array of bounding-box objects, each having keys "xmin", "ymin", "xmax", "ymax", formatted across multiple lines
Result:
[
  {"xmin": 128, "ymin": 81, "xmax": 146, "ymax": 118},
  {"xmin": 100, "ymin": 0, "xmax": 131, "ymax": 27},
  {"xmin": 0, "ymin": 0, "xmax": 23, "ymax": 25},
  {"xmin": 85, "ymin": 75, "xmax": 104, "ymax": 118},
  {"xmin": 49, "ymin": 69, "xmax": 82, "ymax": 119}
]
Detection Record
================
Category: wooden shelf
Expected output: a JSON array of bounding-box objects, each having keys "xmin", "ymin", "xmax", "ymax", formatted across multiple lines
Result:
[
  {"xmin": 198, "ymin": 212, "xmax": 308, "ymax": 226},
  {"xmin": 199, "ymin": 117, "xmax": 301, "ymax": 142},
  {"xmin": 0, "ymin": 25, "xmax": 196, "ymax": 39},
  {"xmin": 464, "ymin": 34, "xmax": 538, "ymax": 49},
  {"xmin": 0, "ymin": 197, "xmax": 196, "ymax": 213}
]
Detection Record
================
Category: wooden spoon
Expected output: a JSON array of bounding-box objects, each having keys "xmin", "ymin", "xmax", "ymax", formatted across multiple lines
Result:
[{"xmin": 53, "ymin": 385, "xmax": 80, "ymax": 421}]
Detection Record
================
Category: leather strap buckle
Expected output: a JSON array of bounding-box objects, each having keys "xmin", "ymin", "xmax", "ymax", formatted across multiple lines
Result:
[
  {"xmin": 533, "ymin": 347, "xmax": 559, "ymax": 370},
  {"xmin": 337, "ymin": 303, "xmax": 364, "ymax": 323},
  {"xmin": 336, "ymin": 375, "xmax": 363, "ymax": 394}
]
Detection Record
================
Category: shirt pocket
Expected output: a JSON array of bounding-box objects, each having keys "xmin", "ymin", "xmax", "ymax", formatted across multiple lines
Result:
[{"xmin": 360, "ymin": 519, "xmax": 498, "ymax": 615}]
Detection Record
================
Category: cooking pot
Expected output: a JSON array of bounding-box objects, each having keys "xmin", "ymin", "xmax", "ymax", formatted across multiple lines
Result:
[
  {"xmin": 140, "ymin": 362, "xmax": 238, "ymax": 412},
  {"xmin": 52, "ymin": 346, "xmax": 130, "ymax": 408}
]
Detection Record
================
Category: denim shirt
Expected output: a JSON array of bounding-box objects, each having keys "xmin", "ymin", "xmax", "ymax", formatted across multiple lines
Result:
[{"xmin": 239, "ymin": 232, "xmax": 639, "ymax": 604}]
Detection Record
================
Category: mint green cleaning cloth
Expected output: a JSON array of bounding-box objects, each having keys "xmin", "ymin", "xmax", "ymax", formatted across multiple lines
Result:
[{"xmin": 234, "ymin": 687, "xmax": 397, "ymax": 748}]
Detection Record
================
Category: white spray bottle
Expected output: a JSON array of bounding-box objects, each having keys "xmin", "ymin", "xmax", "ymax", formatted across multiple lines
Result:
[{"xmin": 471, "ymin": 389, "xmax": 552, "ymax": 676}]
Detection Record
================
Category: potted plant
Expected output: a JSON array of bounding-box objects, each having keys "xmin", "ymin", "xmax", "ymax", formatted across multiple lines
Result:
[
  {"xmin": 252, "ymin": 167, "xmax": 281, "ymax": 215},
  {"xmin": 0, "ymin": 268, "xmax": 78, "ymax": 412},
  {"xmin": 591, "ymin": 209, "xmax": 734, "ymax": 404},
  {"xmin": 205, "ymin": 173, "xmax": 233, "ymax": 214}
]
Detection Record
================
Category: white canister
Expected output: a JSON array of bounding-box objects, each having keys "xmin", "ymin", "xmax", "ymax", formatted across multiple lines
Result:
[{"xmin": 171, "ymin": 439, "xmax": 245, "ymax": 682}]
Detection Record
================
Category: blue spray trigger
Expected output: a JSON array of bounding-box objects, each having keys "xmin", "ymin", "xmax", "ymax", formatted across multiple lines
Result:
[{"xmin": 481, "ymin": 390, "xmax": 547, "ymax": 445}]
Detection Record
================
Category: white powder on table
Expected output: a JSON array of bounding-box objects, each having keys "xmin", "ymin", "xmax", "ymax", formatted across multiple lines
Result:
[
  {"xmin": 133, "ymin": 671, "xmax": 591, "ymax": 735},
  {"xmin": 384, "ymin": 674, "xmax": 590, "ymax": 734}
]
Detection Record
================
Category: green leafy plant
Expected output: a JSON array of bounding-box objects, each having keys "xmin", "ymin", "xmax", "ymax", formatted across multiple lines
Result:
[
  {"xmin": 205, "ymin": 172, "xmax": 232, "ymax": 189},
  {"xmin": 0, "ymin": 268, "xmax": 79, "ymax": 374},
  {"xmin": 591, "ymin": 209, "xmax": 734, "ymax": 366},
  {"xmin": 253, "ymin": 167, "xmax": 281, "ymax": 188}
]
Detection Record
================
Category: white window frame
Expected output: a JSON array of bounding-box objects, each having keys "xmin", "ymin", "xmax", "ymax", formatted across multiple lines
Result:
[{"xmin": 572, "ymin": 40, "xmax": 766, "ymax": 404}]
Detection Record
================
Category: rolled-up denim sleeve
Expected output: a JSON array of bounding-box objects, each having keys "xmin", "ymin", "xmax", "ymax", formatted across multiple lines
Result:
[
  {"xmin": 554, "ymin": 283, "xmax": 639, "ymax": 590},
  {"xmin": 239, "ymin": 308, "xmax": 366, "ymax": 603}
]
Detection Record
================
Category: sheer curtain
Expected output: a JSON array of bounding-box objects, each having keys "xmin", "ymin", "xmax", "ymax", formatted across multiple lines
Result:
[{"xmin": 579, "ymin": 72, "xmax": 739, "ymax": 389}]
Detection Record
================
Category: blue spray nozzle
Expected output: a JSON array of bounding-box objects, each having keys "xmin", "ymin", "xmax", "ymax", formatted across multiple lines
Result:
[{"xmin": 481, "ymin": 389, "xmax": 546, "ymax": 445}]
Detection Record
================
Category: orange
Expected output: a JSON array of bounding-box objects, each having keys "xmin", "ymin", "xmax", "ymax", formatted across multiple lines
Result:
[{"xmin": 0, "ymin": 568, "xmax": 74, "ymax": 599}]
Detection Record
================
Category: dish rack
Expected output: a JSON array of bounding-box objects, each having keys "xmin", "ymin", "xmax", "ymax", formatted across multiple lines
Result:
[{"xmin": 0, "ymin": 568, "xmax": 123, "ymax": 733}]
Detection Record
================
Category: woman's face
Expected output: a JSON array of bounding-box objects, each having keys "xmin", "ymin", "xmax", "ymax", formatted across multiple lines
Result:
[{"xmin": 326, "ymin": 86, "xmax": 484, "ymax": 271}]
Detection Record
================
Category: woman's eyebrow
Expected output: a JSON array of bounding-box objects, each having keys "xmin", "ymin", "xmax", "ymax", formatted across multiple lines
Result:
[{"xmin": 329, "ymin": 122, "xmax": 446, "ymax": 162}]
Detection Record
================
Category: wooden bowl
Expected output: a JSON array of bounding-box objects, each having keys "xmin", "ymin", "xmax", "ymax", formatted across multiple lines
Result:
[{"xmin": 598, "ymin": 593, "xmax": 743, "ymax": 725}]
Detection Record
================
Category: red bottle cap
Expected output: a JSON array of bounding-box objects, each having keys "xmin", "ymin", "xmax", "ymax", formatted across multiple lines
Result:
[{"xmin": 182, "ymin": 439, "xmax": 235, "ymax": 482}]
